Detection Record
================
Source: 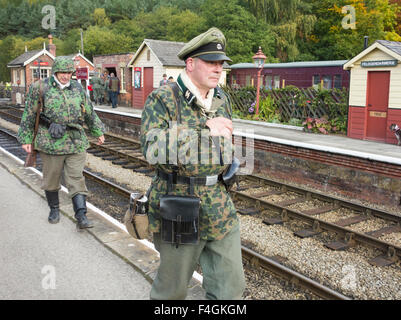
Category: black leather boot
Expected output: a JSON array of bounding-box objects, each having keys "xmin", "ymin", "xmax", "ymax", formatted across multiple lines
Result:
[
  {"xmin": 45, "ymin": 190, "xmax": 60, "ymax": 224},
  {"xmin": 72, "ymin": 194, "xmax": 93, "ymax": 229}
]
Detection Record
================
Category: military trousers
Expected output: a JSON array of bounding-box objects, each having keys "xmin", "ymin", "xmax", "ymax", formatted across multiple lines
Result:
[
  {"xmin": 150, "ymin": 223, "xmax": 245, "ymax": 300},
  {"xmin": 40, "ymin": 152, "xmax": 88, "ymax": 198}
]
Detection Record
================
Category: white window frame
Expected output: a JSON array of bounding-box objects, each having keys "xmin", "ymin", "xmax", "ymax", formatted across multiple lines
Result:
[
  {"xmin": 31, "ymin": 67, "xmax": 51, "ymax": 80},
  {"xmin": 120, "ymin": 67, "xmax": 126, "ymax": 93}
]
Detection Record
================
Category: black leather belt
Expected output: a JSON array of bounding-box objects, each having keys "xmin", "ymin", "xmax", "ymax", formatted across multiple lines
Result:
[
  {"xmin": 157, "ymin": 169, "xmax": 220, "ymax": 186},
  {"xmin": 39, "ymin": 118, "xmax": 80, "ymax": 131}
]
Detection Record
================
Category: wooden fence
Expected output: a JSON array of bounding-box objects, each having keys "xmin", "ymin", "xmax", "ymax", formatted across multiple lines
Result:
[{"xmin": 223, "ymin": 86, "xmax": 348, "ymax": 122}]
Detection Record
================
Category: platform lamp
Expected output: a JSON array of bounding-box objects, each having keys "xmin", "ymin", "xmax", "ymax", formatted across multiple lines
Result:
[{"xmin": 252, "ymin": 47, "xmax": 266, "ymax": 117}]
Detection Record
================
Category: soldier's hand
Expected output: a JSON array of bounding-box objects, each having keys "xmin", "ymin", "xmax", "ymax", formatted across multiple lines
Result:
[
  {"xmin": 97, "ymin": 135, "xmax": 105, "ymax": 145},
  {"xmin": 206, "ymin": 117, "xmax": 233, "ymax": 139},
  {"xmin": 22, "ymin": 144, "xmax": 32, "ymax": 153},
  {"xmin": 48, "ymin": 123, "xmax": 66, "ymax": 139}
]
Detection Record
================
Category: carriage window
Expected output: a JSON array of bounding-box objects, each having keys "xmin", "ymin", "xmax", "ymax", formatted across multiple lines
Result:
[
  {"xmin": 322, "ymin": 75, "xmax": 332, "ymax": 89},
  {"xmin": 245, "ymin": 75, "xmax": 251, "ymax": 86},
  {"xmin": 273, "ymin": 75, "xmax": 280, "ymax": 89},
  {"xmin": 334, "ymin": 74, "xmax": 342, "ymax": 88},
  {"xmin": 312, "ymin": 75, "xmax": 320, "ymax": 88},
  {"xmin": 265, "ymin": 75, "xmax": 272, "ymax": 89}
]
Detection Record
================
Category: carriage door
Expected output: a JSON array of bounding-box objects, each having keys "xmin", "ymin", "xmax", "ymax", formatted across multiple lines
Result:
[{"xmin": 366, "ymin": 71, "xmax": 390, "ymax": 141}]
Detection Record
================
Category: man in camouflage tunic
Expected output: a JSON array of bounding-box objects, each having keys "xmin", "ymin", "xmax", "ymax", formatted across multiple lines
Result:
[
  {"xmin": 91, "ymin": 72, "xmax": 104, "ymax": 105},
  {"xmin": 18, "ymin": 56, "xmax": 105, "ymax": 229},
  {"xmin": 141, "ymin": 27, "xmax": 245, "ymax": 300}
]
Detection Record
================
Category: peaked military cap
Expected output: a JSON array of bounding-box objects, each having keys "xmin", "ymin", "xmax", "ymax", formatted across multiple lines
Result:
[{"xmin": 177, "ymin": 27, "xmax": 232, "ymax": 62}]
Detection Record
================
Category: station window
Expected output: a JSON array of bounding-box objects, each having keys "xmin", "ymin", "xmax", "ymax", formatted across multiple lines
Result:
[
  {"xmin": 120, "ymin": 67, "xmax": 126, "ymax": 92},
  {"xmin": 312, "ymin": 75, "xmax": 320, "ymax": 88},
  {"xmin": 32, "ymin": 68, "xmax": 50, "ymax": 80},
  {"xmin": 333, "ymin": 74, "xmax": 342, "ymax": 88},
  {"xmin": 13, "ymin": 69, "xmax": 19, "ymax": 85},
  {"xmin": 147, "ymin": 49, "xmax": 151, "ymax": 61},
  {"xmin": 273, "ymin": 75, "xmax": 280, "ymax": 89},
  {"xmin": 231, "ymin": 74, "xmax": 236, "ymax": 85}
]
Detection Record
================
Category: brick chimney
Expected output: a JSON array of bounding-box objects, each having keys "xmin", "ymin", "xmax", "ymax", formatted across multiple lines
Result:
[{"xmin": 48, "ymin": 34, "xmax": 56, "ymax": 57}]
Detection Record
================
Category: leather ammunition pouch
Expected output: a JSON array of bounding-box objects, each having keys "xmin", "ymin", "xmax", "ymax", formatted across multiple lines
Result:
[
  {"xmin": 158, "ymin": 171, "xmax": 200, "ymax": 247},
  {"xmin": 160, "ymin": 195, "xmax": 200, "ymax": 247}
]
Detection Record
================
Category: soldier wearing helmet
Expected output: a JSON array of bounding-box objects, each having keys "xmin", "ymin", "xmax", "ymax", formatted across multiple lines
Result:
[{"xmin": 18, "ymin": 56, "xmax": 106, "ymax": 230}]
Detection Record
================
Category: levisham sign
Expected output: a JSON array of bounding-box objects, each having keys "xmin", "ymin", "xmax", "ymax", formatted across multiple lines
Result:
[{"xmin": 361, "ymin": 60, "xmax": 398, "ymax": 68}]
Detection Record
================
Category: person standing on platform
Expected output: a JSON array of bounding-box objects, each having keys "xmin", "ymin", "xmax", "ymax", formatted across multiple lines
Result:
[
  {"xmin": 102, "ymin": 71, "xmax": 110, "ymax": 105},
  {"xmin": 109, "ymin": 72, "xmax": 120, "ymax": 109},
  {"xmin": 159, "ymin": 73, "xmax": 168, "ymax": 87},
  {"xmin": 91, "ymin": 72, "xmax": 104, "ymax": 105},
  {"xmin": 18, "ymin": 56, "xmax": 106, "ymax": 229},
  {"xmin": 141, "ymin": 27, "xmax": 245, "ymax": 300}
]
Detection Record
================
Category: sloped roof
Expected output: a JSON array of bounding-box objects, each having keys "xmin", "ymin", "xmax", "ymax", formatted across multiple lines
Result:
[
  {"xmin": 65, "ymin": 53, "xmax": 94, "ymax": 67},
  {"xmin": 375, "ymin": 40, "xmax": 401, "ymax": 57},
  {"xmin": 145, "ymin": 39, "xmax": 186, "ymax": 67},
  {"xmin": 7, "ymin": 49, "xmax": 42, "ymax": 67},
  {"xmin": 344, "ymin": 40, "xmax": 401, "ymax": 70},
  {"xmin": 128, "ymin": 39, "xmax": 230, "ymax": 68},
  {"xmin": 7, "ymin": 48, "xmax": 55, "ymax": 68}
]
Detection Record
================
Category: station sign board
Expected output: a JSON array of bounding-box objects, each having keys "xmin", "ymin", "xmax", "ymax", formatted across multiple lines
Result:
[
  {"xmin": 33, "ymin": 61, "xmax": 49, "ymax": 66},
  {"xmin": 76, "ymin": 67, "xmax": 88, "ymax": 80},
  {"xmin": 361, "ymin": 60, "xmax": 398, "ymax": 68}
]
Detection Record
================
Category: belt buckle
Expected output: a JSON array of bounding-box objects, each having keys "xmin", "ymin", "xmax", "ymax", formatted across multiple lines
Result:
[{"xmin": 205, "ymin": 175, "xmax": 218, "ymax": 186}]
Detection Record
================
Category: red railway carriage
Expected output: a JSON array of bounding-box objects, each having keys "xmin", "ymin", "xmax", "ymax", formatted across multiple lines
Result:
[{"xmin": 228, "ymin": 60, "xmax": 350, "ymax": 90}]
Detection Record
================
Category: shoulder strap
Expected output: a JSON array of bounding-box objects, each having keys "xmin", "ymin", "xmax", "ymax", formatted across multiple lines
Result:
[
  {"xmin": 168, "ymin": 82, "xmax": 182, "ymax": 125},
  {"xmin": 32, "ymin": 81, "xmax": 43, "ymax": 143}
]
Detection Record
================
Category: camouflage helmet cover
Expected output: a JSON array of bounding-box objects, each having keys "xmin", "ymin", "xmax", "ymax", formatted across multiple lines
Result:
[{"xmin": 52, "ymin": 56, "xmax": 75, "ymax": 74}]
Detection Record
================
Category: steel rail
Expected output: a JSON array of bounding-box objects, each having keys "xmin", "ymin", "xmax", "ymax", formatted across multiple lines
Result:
[
  {"xmin": 82, "ymin": 170, "xmax": 353, "ymax": 300},
  {"xmin": 233, "ymin": 190, "xmax": 401, "ymax": 259}
]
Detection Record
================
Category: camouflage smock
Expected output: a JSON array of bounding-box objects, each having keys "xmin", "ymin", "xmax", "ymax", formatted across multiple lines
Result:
[
  {"xmin": 141, "ymin": 75, "xmax": 238, "ymax": 241},
  {"xmin": 18, "ymin": 76, "xmax": 105, "ymax": 155}
]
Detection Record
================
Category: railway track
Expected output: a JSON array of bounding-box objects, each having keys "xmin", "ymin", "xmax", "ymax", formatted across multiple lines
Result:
[
  {"xmin": 0, "ymin": 125, "xmax": 350, "ymax": 300},
  {"xmin": 2, "ymin": 108, "xmax": 401, "ymax": 270},
  {"xmin": 83, "ymin": 121, "xmax": 401, "ymax": 268},
  {"xmin": 3, "ymin": 105, "xmax": 401, "ymax": 295}
]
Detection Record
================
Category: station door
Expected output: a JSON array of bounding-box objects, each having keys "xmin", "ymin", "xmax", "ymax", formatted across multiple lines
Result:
[
  {"xmin": 366, "ymin": 71, "xmax": 390, "ymax": 141},
  {"xmin": 144, "ymin": 67, "xmax": 154, "ymax": 103}
]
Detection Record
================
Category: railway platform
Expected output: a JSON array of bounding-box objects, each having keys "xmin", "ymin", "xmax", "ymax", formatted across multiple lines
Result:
[
  {"xmin": 0, "ymin": 148, "xmax": 205, "ymax": 300},
  {"xmin": 93, "ymin": 103, "xmax": 401, "ymax": 166}
]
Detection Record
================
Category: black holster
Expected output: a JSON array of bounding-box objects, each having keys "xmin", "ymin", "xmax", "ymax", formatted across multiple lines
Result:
[{"xmin": 221, "ymin": 156, "xmax": 240, "ymax": 191}]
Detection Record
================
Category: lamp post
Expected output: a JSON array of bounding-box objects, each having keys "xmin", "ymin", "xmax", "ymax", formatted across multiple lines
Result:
[{"xmin": 252, "ymin": 47, "xmax": 266, "ymax": 117}]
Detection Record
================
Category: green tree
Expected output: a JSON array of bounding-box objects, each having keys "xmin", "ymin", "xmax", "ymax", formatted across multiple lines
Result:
[
  {"xmin": 92, "ymin": 8, "xmax": 112, "ymax": 27},
  {"xmin": 81, "ymin": 26, "xmax": 133, "ymax": 60},
  {"xmin": 243, "ymin": 0, "xmax": 317, "ymax": 61},
  {"xmin": 200, "ymin": 0, "xmax": 277, "ymax": 64},
  {"xmin": 306, "ymin": 0, "xmax": 401, "ymax": 60}
]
